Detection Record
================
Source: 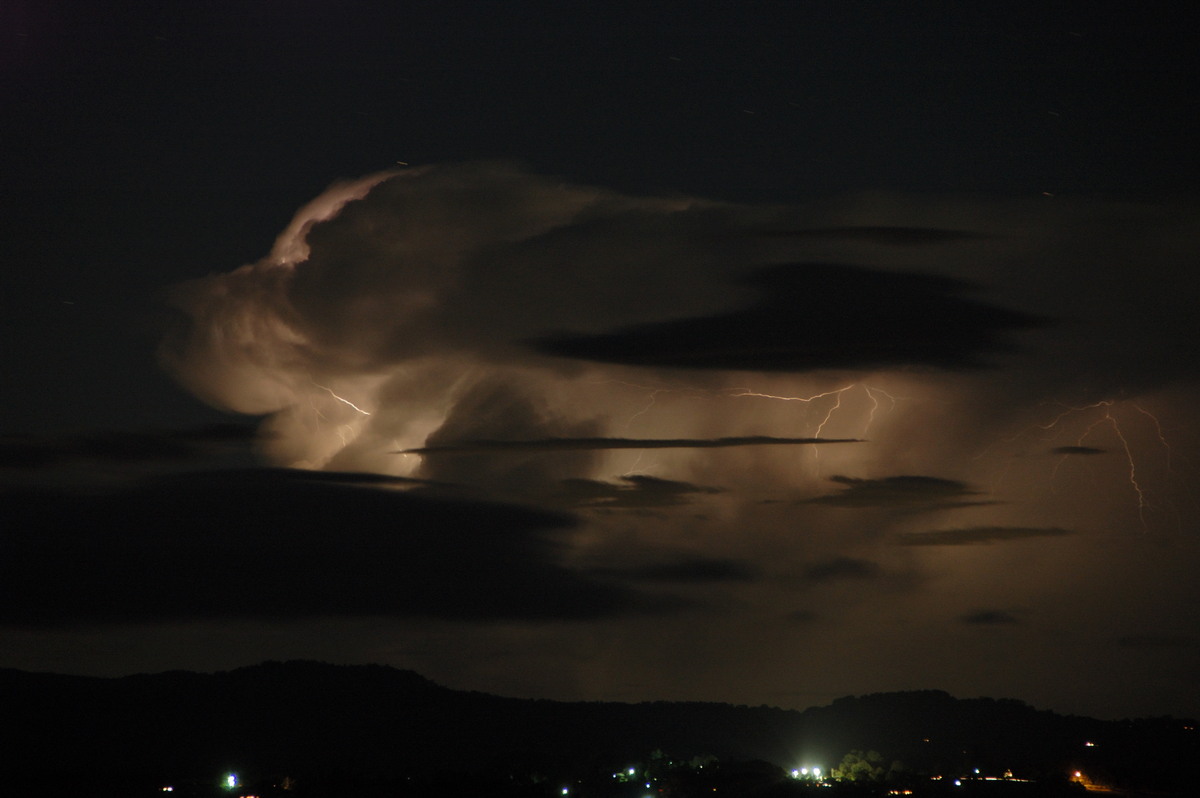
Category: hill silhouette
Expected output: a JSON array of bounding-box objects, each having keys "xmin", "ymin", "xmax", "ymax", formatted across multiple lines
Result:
[{"xmin": 1, "ymin": 661, "xmax": 1194, "ymax": 796}]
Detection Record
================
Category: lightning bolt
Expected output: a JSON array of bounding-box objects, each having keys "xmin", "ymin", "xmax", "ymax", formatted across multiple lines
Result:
[
  {"xmin": 624, "ymin": 388, "xmax": 665, "ymax": 433},
  {"xmin": 728, "ymin": 385, "xmax": 856, "ymax": 404},
  {"xmin": 1132, "ymin": 402, "xmax": 1172, "ymax": 471},
  {"xmin": 1032, "ymin": 399, "xmax": 1172, "ymax": 532},
  {"xmin": 311, "ymin": 381, "xmax": 372, "ymax": 415},
  {"xmin": 595, "ymin": 379, "xmax": 902, "ymax": 480},
  {"xmin": 812, "ymin": 390, "xmax": 846, "ymax": 439},
  {"xmin": 730, "ymin": 383, "xmax": 900, "ymax": 440},
  {"xmin": 728, "ymin": 383, "xmax": 903, "ymax": 476},
  {"xmin": 1082, "ymin": 405, "xmax": 1148, "ymax": 528}
]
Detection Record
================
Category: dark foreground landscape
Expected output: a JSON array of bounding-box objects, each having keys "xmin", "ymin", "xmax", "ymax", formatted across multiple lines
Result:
[{"xmin": 2, "ymin": 661, "xmax": 1194, "ymax": 797}]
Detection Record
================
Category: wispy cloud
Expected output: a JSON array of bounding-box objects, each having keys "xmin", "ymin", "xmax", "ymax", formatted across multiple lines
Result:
[
  {"xmin": 1116, "ymin": 634, "xmax": 1197, "ymax": 649},
  {"xmin": 555, "ymin": 474, "xmax": 721, "ymax": 509},
  {"xmin": 896, "ymin": 527, "xmax": 1072, "ymax": 546},
  {"xmin": 961, "ymin": 609, "xmax": 1021, "ymax": 625},
  {"xmin": 755, "ymin": 226, "xmax": 991, "ymax": 246},
  {"xmin": 1050, "ymin": 446, "xmax": 1107, "ymax": 456},
  {"xmin": 601, "ymin": 557, "xmax": 762, "ymax": 585},
  {"xmin": 802, "ymin": 556, "xmax": 883, "ymax": 582},
  {"xmin": 402, "ymin": 435, "xmax": 858, "ymax": 455},
  {"xmin": 533, "ymin": 262, "xmax": 1045, "ymax": 372},
  {"xmin": 806, "ymin": 475, "xmax": 984, "ymax": 510}
]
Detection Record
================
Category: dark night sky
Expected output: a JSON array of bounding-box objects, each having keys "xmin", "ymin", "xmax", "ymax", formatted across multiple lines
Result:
[{"xmin": 3, "ymin": 1, "xmax": 1199, "ymax": 720}]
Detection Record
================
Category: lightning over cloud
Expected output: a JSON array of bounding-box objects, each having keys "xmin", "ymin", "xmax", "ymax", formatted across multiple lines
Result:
[
  {"xmin": 145, "ymin": 164, "xmax": 1200, "ymax": 711},
  {"xmin": 159, "ymin": 164, "xmax": 1200, "ymax": 518}
]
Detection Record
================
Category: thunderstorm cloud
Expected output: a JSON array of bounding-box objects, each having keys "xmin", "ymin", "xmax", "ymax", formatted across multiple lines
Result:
[
  {"xmin": 85, "ymin": 163, "xmax": 1200, "ymax": 713},
  {"xmin": 158, "ymin": 163, "xmax": 1200, "ymax": 494}
]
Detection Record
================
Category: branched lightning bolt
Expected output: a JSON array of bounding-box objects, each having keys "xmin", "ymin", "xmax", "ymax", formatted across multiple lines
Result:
[
  {"xmin": 597, "ymin": 380, "xmax": 902, "ymax": 477},
  {"xmin": 624, "ymin": 388, "xmax": 665, "ymax": 433},
  {"xmin": 728, "ymin": 386, "xmax": 856, "ymax": 404},
  {"xmin": 1084, "ymin": 405, "xmax": 1147, "ymax": 528},
  {"xmin": 311, "ymin": 381, "xmax": 371, "ymax": 415},
  {"xmin": 728, "ymin": 383, "xmax": 902, "ymax": 475},
  {"xmin": 812, "ymin": 390, "xmax": 845, "ymax": 439},
  {"xmin": 730, "ymin": 383, "xmax": 900, "ymax": 439},
  {"xmin": 1132, "ymin": 402, "xmax": 1172, "ymax": 471},
  {"xmin": 863, "ymin": 386, "xmax": 896, "ymax": 433},
  {"xmin": 1033, "ymin": 399, "xmax": 1173, "ymax": 532}
]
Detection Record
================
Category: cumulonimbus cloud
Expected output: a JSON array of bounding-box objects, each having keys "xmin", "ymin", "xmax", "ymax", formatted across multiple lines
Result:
[
  {"xmin": 154, "ymin": 162, "xmax": 1200, "ymax": 562},
  {"xmin": 157, "ymin": 162, "xmax": 1055, "ymax": 486}
]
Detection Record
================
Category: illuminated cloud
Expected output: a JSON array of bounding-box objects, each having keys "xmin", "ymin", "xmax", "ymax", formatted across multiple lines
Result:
[
  {"xmin": 155, "ymin": 163, "xmax": 1056, "ymax": 484},
  {"xmin": 158, "ymin": 163, "xmax": 1200, "ymax": 494},
  {"xmin": 134, "ymin": 165, "xmax": 1200, "ymax": 715}
]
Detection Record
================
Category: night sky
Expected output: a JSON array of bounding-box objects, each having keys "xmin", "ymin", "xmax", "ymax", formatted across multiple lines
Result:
[{"xmin": 3, "ymin": 1, "xmax": 1199, "ymax": 720}]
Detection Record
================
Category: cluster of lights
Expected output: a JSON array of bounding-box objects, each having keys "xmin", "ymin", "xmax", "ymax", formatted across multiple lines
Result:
[{"xmin": 789, "ymin": 766, "xmax": 821, "ymax": 779}]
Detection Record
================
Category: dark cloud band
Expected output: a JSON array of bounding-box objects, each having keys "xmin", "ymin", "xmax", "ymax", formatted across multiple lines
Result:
[
  {"xmin": 896, "ymin": 526, "xmax": 1072, "ymax": 546},
  {"xmin": 0, "ymin": 469, "xmax": 677, "ymax": 627},
  {"xmin": 401, "ymin": 435, "xmax": 859, "ymax": 454},
  {"xmin": 533, "ymin": 262, "xmax": 1045, "ymax": 372}
]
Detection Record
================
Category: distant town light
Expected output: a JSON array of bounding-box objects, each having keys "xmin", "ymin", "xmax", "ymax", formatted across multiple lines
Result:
[{"xmin": 1085, "ymin": 741, "xmax": 1096, "ymax": 747}]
